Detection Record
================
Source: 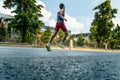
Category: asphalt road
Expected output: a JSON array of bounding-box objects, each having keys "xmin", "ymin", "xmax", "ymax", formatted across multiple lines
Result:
[{"xmin": 0, "ymin": 46, "xmax": 120, "ymax": 80}]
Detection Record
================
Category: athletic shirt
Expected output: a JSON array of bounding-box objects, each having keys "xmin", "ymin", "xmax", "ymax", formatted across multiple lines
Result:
[{"xmin": 57, "ymin": 13, "xmax": 64, "ymax": 23}]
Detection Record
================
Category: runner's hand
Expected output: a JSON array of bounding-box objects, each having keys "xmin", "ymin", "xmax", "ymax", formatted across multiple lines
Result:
[{"xmin": 64, "ymin": 18, "xmax": 67, "ymax": 21}]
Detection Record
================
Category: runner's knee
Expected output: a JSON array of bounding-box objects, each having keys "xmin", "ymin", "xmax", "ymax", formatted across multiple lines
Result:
[
  {"xmin": 65, "ymin": 32, "xmax": 68, "ymax": 36},
  {"xmin": 53, "ymin": 31, "xmax": 58, "ymax": 37}
]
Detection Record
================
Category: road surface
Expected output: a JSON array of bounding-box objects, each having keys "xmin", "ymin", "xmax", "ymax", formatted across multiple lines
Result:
[{"xmin": 0, "ymin": 46, "xmax": 120, "ymax": 80}]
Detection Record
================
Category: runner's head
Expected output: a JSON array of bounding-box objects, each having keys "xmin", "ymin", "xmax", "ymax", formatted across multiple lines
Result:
[{"xmin": 59, "ymin": 3, "xmax": 65, "ymax": 9}]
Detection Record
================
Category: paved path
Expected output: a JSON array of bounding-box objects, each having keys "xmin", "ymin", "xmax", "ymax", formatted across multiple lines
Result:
[{"xmin": 0, "ymin": 46, "xmax": 120, "ymax": 80}]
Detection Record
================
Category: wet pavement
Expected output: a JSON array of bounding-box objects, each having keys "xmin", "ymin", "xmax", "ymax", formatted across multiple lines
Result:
[{"xmin": 0, "ymin": 46, "xmax": 120, "ymax": 80}]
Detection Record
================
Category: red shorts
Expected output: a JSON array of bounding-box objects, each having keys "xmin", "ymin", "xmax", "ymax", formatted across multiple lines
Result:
[{"xmin": 54, "ymin": 23, "xmax": 67, "ymax": 32}]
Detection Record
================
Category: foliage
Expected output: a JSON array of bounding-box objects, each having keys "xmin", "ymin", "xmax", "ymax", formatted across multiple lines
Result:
[
  {"xmin": 90, "ymin": 0, "xmax": 117, "ymax": 48},
  {"xmin": 3, "ymin": 0, "xmax": 44, "ymax": 43},
  {"xmin": 77, "ymin": 34, "xmax": 84, "ymax": 47},
  {"xmin": 109, "ymin": 24, "xmax": 120, "ymax": 49},
  {"xmin": 57, "ymin": 29, "xmax": 64, "ymax": 42},
  {"xmin": 0, "ymin": 27, "xmax": 6, "ymax": 42},
  {"xmin": 40, "ymin": 27, "xmax": 52, "ymax": 44}
]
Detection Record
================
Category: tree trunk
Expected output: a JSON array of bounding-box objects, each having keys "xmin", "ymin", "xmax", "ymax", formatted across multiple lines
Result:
[
  {"xmin": 105, "ymin": 43, "xmax": 108, "ymax": 51},
  {"xmin": 22, "ymin": 30, "xmax": 26, "ymax": 43}
]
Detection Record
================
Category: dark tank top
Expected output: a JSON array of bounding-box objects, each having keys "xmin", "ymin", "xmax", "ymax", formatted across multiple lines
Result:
[{"xmin": 57, "ymin": 13, "xmax": 64, "ymax": 23}]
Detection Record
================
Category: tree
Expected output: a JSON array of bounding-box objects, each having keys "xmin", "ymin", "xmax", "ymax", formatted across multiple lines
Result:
[
  {"xmin": 110, "ymin": 24, "xmax": 120, "ymax": 49},
  {"xmin": 90, "ymin": 0, "xmax": 117, "ymax": 50},
  {"xmin": 77, "ymin": 34, "xmax": 84, "ymax": 47},
  {"xmin": 111, "ymin": 24, "xmax": 120, "ymax": 41},
  {"xmin": 114, "ymin": 24, "xmax": 120, "ymax": 38},
  {"xmin": 3, "ymin": 0, "xmax": 44, "ymax": 43},
  {"xmin": 40, "ymin": 27, "xmax": 52, "ymax": 44},
  {"xmin": 89, "ymin": 25, "xmax": 97, "ymax": 43}
]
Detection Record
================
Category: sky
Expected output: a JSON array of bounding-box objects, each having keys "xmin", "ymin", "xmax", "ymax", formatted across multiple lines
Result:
[{"xmin": 0, "ymin": 0, "xmax": 120, "ymax": 34}]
